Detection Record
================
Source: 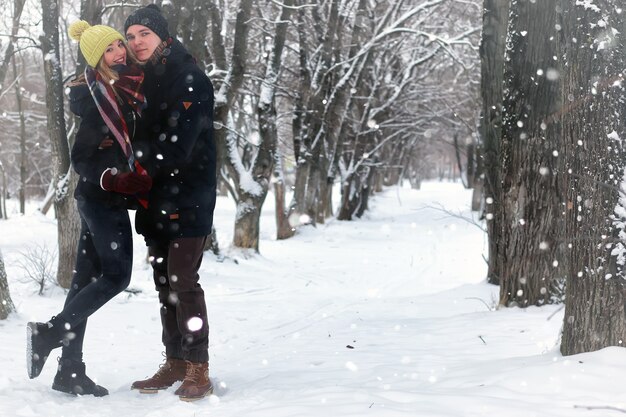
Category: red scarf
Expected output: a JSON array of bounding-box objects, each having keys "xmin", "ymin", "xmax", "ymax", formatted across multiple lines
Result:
[{"xmin": 86, "ymin": 64, "xmax": 149, "ymax": 208}]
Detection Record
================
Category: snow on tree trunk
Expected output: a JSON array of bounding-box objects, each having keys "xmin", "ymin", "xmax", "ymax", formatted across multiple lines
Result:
[
  {"xmin": 233, "ymin": 193, "xmax": 267, "ymax": 251},
  {"xmin": 559, "ymin": 0, "xmax": 626, "ymax": 355},
  {"xmin": 0, "ymin": 249, "xmax": 15, "ymax": 319},
  {"xmin": 230, "ymin": 0, "xmax": 294, "ymax": 251},
  {"xmin": 290, "ymin": 0, "xmax": 341, "ymax": 226},
  {"xmin": 274, "ymin": 154, "xmax": 295, "ymax": 240},
  {"xmin": 497, "ymin": 0, "xmax": 563, "ymax": 307},
  {"xmin": 41, "ymin": 0, "xmax": 78, "ymax": 289},
  {"xmin": 338, "ymin": 165, "xmax": 374, "ymax": 221},
  {"xmin": 481, "ymin": 0, "xmax": 510, "ymax": 286}
]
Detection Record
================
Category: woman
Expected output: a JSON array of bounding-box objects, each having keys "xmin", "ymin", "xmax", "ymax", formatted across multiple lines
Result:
[{"xmin": 26, "ymin": 21, "xmax": 151, "ymax": 397}]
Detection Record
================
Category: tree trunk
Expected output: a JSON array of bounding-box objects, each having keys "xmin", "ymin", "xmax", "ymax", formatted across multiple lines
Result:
[
  {"xmin": 471, "ymin": 145, "xmax": 483, "ymax": 211},
  {"xmin": 0, "ymin": 249, "xmax": 15, "ymax": 319},
  {"xmin": 480, "ymin": 0, "xmax": 510, "ymax": 285},
  {"xmin": 173, "ymin": 0, "xmax": 210, "ymax": 68},
  {"xmin": 559, "ymin": 0, "xmax": 626, "ymax": 355},
  {"xmin": 497, "ymin": 0, "xmax": 563, "ymax": 307},
  {"xmin": 204, "ymin": 226, "xmax": 220, "ymax": 255},
  {"xmin": 338, "ymin": 165, "xmax": 374, "ymax": 221},
  {"xmin": 0, "ymin": 0, "xmax": 25, "ymax": 90},
  {"xmin": 232, "ymin": 0, "xmax": 293, "ymax": 251},
  {"xmin": 291, "ymin": 0, "xmax": 341, "ymax": 225},
  {"xmin": 274, "ymin": 154, "xmax": 295, "ymax": 240},
  {"xmin": 453, "ymin": 134, "xmax": 468, "ymax": 188},
  {"xmin": 41, "ymin": 0, "xmax": 78, "ymax": 289},
  {"xmin": 210, "ymin": 0, "xmax": 254, "ymax": 250},
  {"xmin": 233, "ymin": 193, "xmax": 267, "ymax": 251},
  {"xmin": 13, "ymin": 56, "xmax": 27, "ymax": 214},
  {"xmin": 0, "ymin": 162, "xmax": 7, "ymax": 219}
]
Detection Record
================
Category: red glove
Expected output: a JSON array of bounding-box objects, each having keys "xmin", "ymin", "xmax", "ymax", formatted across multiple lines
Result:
[{"xmin": 101, "ymin": 168, "xmax": 152, "ymax": 194}]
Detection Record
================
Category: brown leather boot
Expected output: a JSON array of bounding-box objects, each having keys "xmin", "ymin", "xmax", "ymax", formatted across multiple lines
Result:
[
  {"xmin": 131, "ymin": 357, "xmax": 187, "ymax": 393},
  {"xmin": 175, "ymin": 361, "xmax": 213, "ymax": 401}
]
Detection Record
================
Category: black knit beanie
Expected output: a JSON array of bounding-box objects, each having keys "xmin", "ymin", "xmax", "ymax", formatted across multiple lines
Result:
[{"xmin": 124, "ymin": 4, "xmax": 169, "ymax": 41}]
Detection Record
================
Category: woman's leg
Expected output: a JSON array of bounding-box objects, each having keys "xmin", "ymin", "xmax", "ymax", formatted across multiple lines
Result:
[
  {"xmin": 60, "ymin": 214, "xmax": 102, "ymax": 360},
  {"xmin": 27, "ymin": 199, "xmax": 133, "ymax": 380},
  {"xmin": 56, "ymin": 199, "xmax": 133, "ymax": 338}
]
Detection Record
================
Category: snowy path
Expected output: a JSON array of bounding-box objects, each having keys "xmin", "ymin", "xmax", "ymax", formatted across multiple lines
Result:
[{"xmin": 1, "ymin": 183, "xmax": 625, "ymax": 417}]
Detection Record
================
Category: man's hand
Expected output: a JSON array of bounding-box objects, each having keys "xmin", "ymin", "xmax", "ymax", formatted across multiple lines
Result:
[{"xmin": 101, "ymin": 169, "xmax": 152, "ymax": 194}]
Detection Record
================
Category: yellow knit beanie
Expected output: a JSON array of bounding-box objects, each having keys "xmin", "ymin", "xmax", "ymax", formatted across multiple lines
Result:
[{"xmin": 68, "ymin": 20, "xmax": 125, "ymax": 68}]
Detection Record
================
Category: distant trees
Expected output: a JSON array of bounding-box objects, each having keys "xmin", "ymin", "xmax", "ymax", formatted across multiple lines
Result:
[
  {"xmin": 196, "ymin": 0, "xmax": 480, "ymax": 251},
  {"xmin": 0, "ymin": 1, "xmax": 480, "ymax": 259}
]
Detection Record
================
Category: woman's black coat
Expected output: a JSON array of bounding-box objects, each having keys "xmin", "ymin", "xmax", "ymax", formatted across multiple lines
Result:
[{"xmin": 69, "ymin": 81, "xmax": 140, "ymax": 208}]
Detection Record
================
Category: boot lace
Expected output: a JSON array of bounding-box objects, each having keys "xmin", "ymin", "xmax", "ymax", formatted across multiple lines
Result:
[
  {"xmin": 183, "ymin": 361, "xmax": 202, "ymax": 383},
  {"xmin": 153, "ymin": 355, "xmax": 174, "ymax": 377}
]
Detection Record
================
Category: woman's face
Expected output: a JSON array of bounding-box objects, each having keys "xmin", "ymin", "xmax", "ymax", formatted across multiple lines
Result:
[{"xmin": 103, "ymin": 40, "xmax": 127, "ymax": 67}]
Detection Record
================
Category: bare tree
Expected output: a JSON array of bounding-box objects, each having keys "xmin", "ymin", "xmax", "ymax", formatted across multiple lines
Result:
[
  {"xmin": 15, "ymin": 243, "xmax": 56, "ymax": 295},
  {"xmin": 247, "ymin": 0, "xmax": 295, "ymax": 248},
  {"xmin": 0, "ymin": 0, "xmax": 25, "ymax": 88},
  {"xmin": 40, "ymin": 0, "xmax": 76, "ymax": 289}
]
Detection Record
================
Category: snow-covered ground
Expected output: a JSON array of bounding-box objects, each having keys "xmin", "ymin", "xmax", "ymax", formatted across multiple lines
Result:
[{"xmin": 1, "ymin": 182, "xmax": 625, "ymax": 417}]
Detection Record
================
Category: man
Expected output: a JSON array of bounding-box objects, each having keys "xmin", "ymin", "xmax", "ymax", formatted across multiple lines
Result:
[{"xmin": 124, "ymin": 4, "xmax": 216, "ymax": 402}]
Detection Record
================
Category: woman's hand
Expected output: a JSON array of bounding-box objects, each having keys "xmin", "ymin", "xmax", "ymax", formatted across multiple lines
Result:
[{"xmin": 98, "ymin": 137, "xmax": 114, "ymax": 149}]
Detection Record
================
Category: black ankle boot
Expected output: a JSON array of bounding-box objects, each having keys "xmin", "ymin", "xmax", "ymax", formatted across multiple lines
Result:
[
  {"xmin": 52, "ymin": 358, "xmax": 109, "ymax": 397},
  {"xmin": 26, "ymin": 319, "xmax": 66, "ymax": 379}
]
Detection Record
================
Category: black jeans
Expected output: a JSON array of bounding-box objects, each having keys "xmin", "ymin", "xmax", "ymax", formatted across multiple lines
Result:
[
  {"xmin": 58, "ymin": 198, "xmax": 133, "ymax": 360},
  {"xmin": 149, "ymin": 236, "xmax": 209, "ymax": 363}
]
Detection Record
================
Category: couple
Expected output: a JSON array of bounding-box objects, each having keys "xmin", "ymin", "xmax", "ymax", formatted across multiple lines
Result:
[{"xmin": 26, "ymin": 5, "xmax": 217, "ymax": 402}]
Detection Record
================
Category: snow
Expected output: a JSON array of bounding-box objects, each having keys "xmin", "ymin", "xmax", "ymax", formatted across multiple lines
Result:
[{"xmin": 1, "ymin": 182, "xmax": 625, "ymax": 416}]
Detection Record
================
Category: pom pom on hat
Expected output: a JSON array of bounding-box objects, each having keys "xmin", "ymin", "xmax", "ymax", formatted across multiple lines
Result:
[
  {"xmin": 68, "ymin": 20, "xmax": 91, "ymax": 41},
  {"xmin": 68, "ymin": 20, "xmax": 125, "ymax": 68}
]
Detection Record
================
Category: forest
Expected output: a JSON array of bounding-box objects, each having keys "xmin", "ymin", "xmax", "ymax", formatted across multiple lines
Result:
[{"xmin": 1, "ymin": 0, "xmax": 625, "ymax": 362}]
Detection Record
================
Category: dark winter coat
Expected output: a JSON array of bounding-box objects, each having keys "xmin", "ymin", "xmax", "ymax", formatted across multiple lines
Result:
[
  {"xmin": 133, "ymin": 39, "xmax": 217, "ymax": 242},
  {"xmin": 69, "ymin": 80, "xmax": 141, "ymax": 208}
]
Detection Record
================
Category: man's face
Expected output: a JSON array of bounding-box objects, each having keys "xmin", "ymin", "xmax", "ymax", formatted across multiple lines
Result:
[{"xmin": 125, "ymin": 25, "xmax": 162, "ymax": 62}]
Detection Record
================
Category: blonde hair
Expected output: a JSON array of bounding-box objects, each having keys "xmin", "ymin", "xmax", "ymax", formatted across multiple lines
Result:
[{"xmin": 95, "ymin": 41, "xmax": 140, "ymax": 85}]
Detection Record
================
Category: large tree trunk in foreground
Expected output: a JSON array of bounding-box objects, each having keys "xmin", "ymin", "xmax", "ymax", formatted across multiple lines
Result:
[
  {"xmin": 41, "ymin": 0, "xmax": 79, "ymax": 289},
  {"xmin": 497, "ymin": 0, "xmax": 563, "ymax": 308},
  {"xmin": 559, "ymin": 0, "xmax": 626, "ymax": 355},
  {"xmin": 480, "ymin": 0, "xmax": 510, "ymax": 286}
]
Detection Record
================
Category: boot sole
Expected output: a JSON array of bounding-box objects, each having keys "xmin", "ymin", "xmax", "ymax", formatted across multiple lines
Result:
[
  {"xmin": 51, "ymin": 382, "xmax": 78, "ymax": 396},
  {"xmin": 178, "ymin": 387, "xmax": 214, "ymax": 402},
  {"xmin": 137, "ymin": 389, "xmax": 160, "ymax": 394},
  {"xmin": 26, "ymin": 322, "xmax": 38, "ymax": 379},
  {"xmin": 131, "ymin": 386, "xmax": 169, "ymax": 394},
  {"xmin": 53, "ymin": 382, "xmax": 109, "ymax": 397}
]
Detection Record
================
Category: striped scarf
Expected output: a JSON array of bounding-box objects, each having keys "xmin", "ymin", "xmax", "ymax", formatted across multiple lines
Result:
[{"xmin": 85, "ymin": 64, "xmax": 149, "ymax": 208}]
